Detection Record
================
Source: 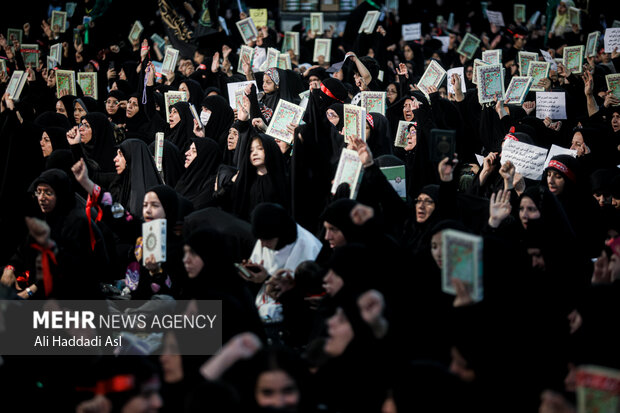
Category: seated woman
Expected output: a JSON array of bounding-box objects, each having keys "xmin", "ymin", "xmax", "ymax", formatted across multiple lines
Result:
[{"xmin": 230, "ymin": 134, "xmax": 290, "ymax": 221}]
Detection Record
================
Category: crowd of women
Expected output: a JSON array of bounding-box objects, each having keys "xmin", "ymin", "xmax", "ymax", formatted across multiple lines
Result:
[{"xmin": 1, "ymin": 0, "xmax": 620, "ymax": 412}]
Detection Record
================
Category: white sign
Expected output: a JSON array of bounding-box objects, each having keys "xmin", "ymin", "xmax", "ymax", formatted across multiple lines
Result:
[
  {"xmin": 486, "ymin": 10, "xmax": 505, "ymax": 27},
  {"xmin": 604, "ymin": 28, "xmax": 620, "ymax": 53},
  {"xmin": 543, "ymin": 144, "xmax": 577, "ymax": 169},
  {"xmin": 435, "ymin": 36, "xmax": 450, "ymax": 53},
  {"xmin": 226, "ymin": 80, "xmax": 258, "ymax": 108},
  {"xmin": 501, "ymin": 140, "xmax": 549, "ymax": 181},
  {"xmin": 540, "ymin": 49, "xmax": 558, "ymax": 71},
  {"xmin": 402, "ymin": 23, "xmax": 421, "ymax": 41},
  {"xmin": 447, "ymin": 67, "xmax": 467, "ymax": 95},
  {"xmin": 536, "ymin": 92, "xmax": 567, "ymax": 120}
]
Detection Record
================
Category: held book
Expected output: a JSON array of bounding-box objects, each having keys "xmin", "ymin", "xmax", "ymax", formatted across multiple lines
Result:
[
  {"xmin": 343, "ymin": 104, "xmax": 366, "ymax": 143},
  {"xmin": 265, "ymin": 100, "xmax": 305, "ymax": 144},
  {"xmin": 142, "ymin": 219, "xmax": 167, "ymax": 265},
  {"xmin": 331, "ymin": 148, "xmax": 364, "ymax": 199},
  {"xmin": 441, "ymin": 229, "xmax": 484, "ymax": 302}
]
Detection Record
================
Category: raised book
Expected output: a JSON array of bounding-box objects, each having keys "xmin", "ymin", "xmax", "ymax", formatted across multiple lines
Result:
[
  {"xmin": 236, "ymin": 17, "xmax": 258, "ymax": 44},
  {"xmin": 155, "ymin": 132, "xmax": 164, "ymax": 173},
  {"xmin": 164, "ymin": 91, "xmax": 188, "ymax": 123},
  {"xmin": 607, "ymin": 74, "xmax": 620, "ymax": 102},
  {"xmin": 482, "ymin": 49, "xmax": 501, "ymax": 65},
  {"xmin": 5, "ymin": 70, "xmax": 28, "ymax": 101},
  {"xmin": 237, "ymin": 45, "xmax": 254, "ymax": 74},
  {"xmin": 361, "ymin": 91, "xmax": 386, "ymax": 116},
  {"xmin": 505, "ymin": 76, "xmax": 533, "ymax": 105},
  {"xmin": 310, "ymin": 12, "xmax": 324, "ymax": 34},
  {"xmin": 518, "ymin": 51, "xmax": 538, "ymax": 76},
  {"xmin": 441, "ymin": 229, "xmax": 484, "ymax": 302},
  {"xmin": 161, "ymin": 47, "xmax": 180, "ymax": 76},
  {"xmin": 331, "ymin": 148, "xmax": 364, "ymax": 199},
  {"xmin": 344, "ymin": 104, "xmax": 366, "ymax": 143},
  {"xmin": 476, "ymin": 63, "xmax": 504, "ymax": 103},
  {"xmin": 564, "ymin": 45, "xmax": 584, "ymax": 75},
  {"xmin": 586, "ymin": 31, "xmax": 600, "ymax": 58},
  {"xmin": 418, "ymin": 60, "xmax": 446, "ymax": 96},
  {"xmin": 313, "ymin": 39, "xmax": 331, "ymax": 63},
  {"xmin": 265, "ymin": 100, "xmax": 305, "ymax": 144},
  {"xmin": 575, "ymin": 365, "xmax": 620, "ymax": 413},
  {"xmin": 55, "ymin": 70, "xmax": 76, "ymax": 98},
  {"xmin": 128, "ymin": 20, "xmax": 144, "ymax": 43},
  {"xmin": 359, "ymin": 10, "xmax": 380, "ymax": 34},
  {"xmin": 457, "ymin": 33, "xmax": 480, "ymax": 59},
  {"xmin": 282, "ymin": 32, "xmax": 300, "ymax": 55},
  {"xmin": 142, "ymin": 219, "xmax": 167, "ymax": 265},
  {"xmin": 380, "ymin": 165, "xmax": 406, "ymax": 200},
  {"xmin": 77, "ymin": 72, "xmax": 98, "ymax": 100}
]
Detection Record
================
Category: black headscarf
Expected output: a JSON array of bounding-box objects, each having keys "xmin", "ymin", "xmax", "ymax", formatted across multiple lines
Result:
[
  {"xmin": 44, "ymin": 126, "xmax": 70, "ymax": 154},
  {"xmin": 251, "ymin": 202, "xmax": 297, "ymax": 249},
  {"xmin": 181, "ymin": 79, "xmax": 204, "ymax": 109},
  {"xmin": 145, "ymin": 184, "xmax": 179, "ymax": 232},
  {"xmin": 201, "ymin": 95, "xmax": 234, "ymax": 150},
  {"xmin": 167, "ymin": 101, "xmax": 196, "ymax": 152},
  {"xmin": 82, "ymin": 112, "xmax": 117, "ymax": 173},
  {"xmin": 231, "ymin": 134, "xmax": 290, "ymax": 221},
  {"xmin": 106, "ymin": 89, "xmax": 127, "ymax": 125},
  {"xmin": 148, "ymin": 140, "xmax": 185, "ymax": 188},
  {"xmin": 35, "ymin": 111, "xmax": 72, "ymax": 130},
  {"xmin": 366, "ymin": 112, "xmax": 393, "ymax": 157},
  {"xmin": 29, "ymin": 169, "xmax": 75, "ymax": 217},
  {"xmin": 111, "ymin": 139, "xmax": 163, "ymax": 218},
  {"xmin": 320, "ymin": 198, "xmax": 361, "ymax": 243},
  {"xmin": 58, "ymin": 95, "xmax": 77, "ymax": 126},
  {"xmin": 175, "ymin": 137, "xmax": 222, "ymax": 209}
]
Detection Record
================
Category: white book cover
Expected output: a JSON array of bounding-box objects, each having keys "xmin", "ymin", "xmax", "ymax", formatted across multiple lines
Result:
[
  {"xmin": 331, "ymin": 148, "xmax": 364, "ymax": 199},
  {"xmin": 142, "ymin": 219, "xmax": 167, "ymax": 264}
]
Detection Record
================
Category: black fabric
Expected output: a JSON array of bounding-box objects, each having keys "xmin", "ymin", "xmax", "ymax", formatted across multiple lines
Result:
[
  {"xmin": 44, "ymin": 126, "xmax": 71, "ymax": 154},
  {"xmin": 34, "ymin": 111, "xmax": 72, "ymax": 130},
  {"xmin": 82, "ymin": 112, "xmax": 117, "ymax": 173},
  {"xmin": 175, "ymin": 137, "xmax": 222, "ymax": 209},
  {"xmin": 367, "ymin": 112, "xmax": 393, "ymax": 157},
  {"xmin": 182, "ymin": 79, "xmax": 205, "ymax": 108},
  {"xmin": 59, "ymin": 95, "xmax": 77, "ymax": 126},
  {"xmin": 201, "ymin": 95, "xmax": 234, "ymax": 150},
  {"xmin": 250, "ymin": 202, "xmax": 297, "ymax": 247},
  {"xmin": 167, "ymin": 101, "xmax": 196, "ymax": 152},
  {"xmin": 148, "ymin": 140, "xmax": 185, "ymax": 187}
]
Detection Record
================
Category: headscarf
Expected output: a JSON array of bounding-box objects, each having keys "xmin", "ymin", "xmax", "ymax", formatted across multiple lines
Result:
[
  {"xmin": 148, "ymin": 140, "xmax": 185, "ymax": 188},
  {"xmin": 35, "ymin": 111, "xmax": 71, "ymax": 130},
  {"xmin": 43, "ymin": 127, "xmax": 71, "ymax": 154},
  {"xmin": 82, "ymin": 112, "xmax": 117, "ymax": 173},
  {"xmin": 320, "ymin": 198, "xmax": 361, "ymax": 243},
  {"xmin": 366, "ymin": 112, "xmax": 393, "ymax": 157},
  {"xmin": 166, "ymin": 101, "xmax": 196, "ymax": 152},
  {"xmin": 111, "ymin": 139, "xmax": 163, "ymax": 218},
  {"xmin": 106, "ymin": 89, "xmax": 127, "ymax": 125},
  {"xmin": 175, "ymin": 137, "xmax": 222, "ymax": 208},
  {"xmin": 251, "ymin": 202, "xmax": 297, "ymax": 248},
  {"xmin": 181, "ymin": 79, "xmax": 205, "ymax": 109},
  {"xmin": 201, "ymin": 95, "xmax": 234, "ymax": 150},
  {"xmin": 145, "ymin": 185, "xmax": 179, "ymax": 232},
  {"xmin": 58, "ymin": 95, "xmax": 77, "ymax": 126}
]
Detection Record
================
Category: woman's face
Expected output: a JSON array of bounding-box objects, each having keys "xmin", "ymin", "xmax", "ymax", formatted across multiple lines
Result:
[
  {"xmin": 127, "ymin": 97, "xmax": 139, "ymax": 118},
  {"xmin": 431, "ymin": 231, "xmax": 443, "ymax": 269},
  {"xmin": 324, "ymin": 308, "xmax": 354, "ymax": 357},
  {"xmin": 40, "ymin": 132, "xmax": 53, "ymax": 157},
  {"xmin": 323, "ymin": 269, "xmax": 344, "ymax": 297},
  {"xmin": 106, "ymin": 96, "xmax": 120, "ymax": 115},
  {"xmin": 143, "ymin": 192, "xmax": 166, "ymax": 222},
  {"xmin": 519, "ymin": 196, "xmax": 541, "ymax": 229},
  {"xmin": 403, "ymin": 99, "xmax": 415, "ymax": 121},
  {"xmin": 570, "ymin": 132, "xmax": 589, "ymax": 156},
  {"xmin": 263, "ymin": 74, "xmax": 276, "ymax": 94},
  {"xmin": 179, "ymin": 82, "xmax": 190, "ymax": 99},
  {"xmin": 119, "ymin": 68, "xmax": 127, "ymax": 81},
  {"xmin": 365, "ymin": 121, "xmax": 372, "ymax": 141},
  {"xmin": 78, "ymin": 119, "xmax": 92, "ymax": 143},
  {"xmin": 56, "ymin": 100, "xmax": 67, "ymax": 117},
  {"xmin": 250, "ymin": 138, "xmax": 266, "ymax": 168},
  {"xmin": 185, "ymin": 143, "xmax": 197, "ymax": 168},
  {"xmin": 114, "ymin": 149, "xmax": 127, "ymax": 175},
  {"xmin": 415, "ymin": 193, "xmax": 436, "ymax": 223},
  {"xmin": 255, "ymin": 370, "xmax": 300, "ymax": 411},
  {"xmin": 169, "ymin": 107, "xmax": 181, "ymax": 128},
  {"xmin": 558, "ymin": 2, "xmax": 567, "ymax": 14},
  {"xmin": 326, "ymin": 109, "xmax": 340, "ymax": 127},
  {"xmin": 405, "ymin": 126, "xmax": 417, "ymax": 151},
  {"xmin": 74, "ymin": 102, "xmax": 87, "ymax": 125},
  {"xmin": 227, "ymin": 128, "xmax": 239, "ymax": 150},
  {"xmin": 611, "ymin": 112, "xmax": 620, "ymax": 133},
  {"xmin": 183, "ymin": 245, "xmax": 204, "ymax": 278},
  {"xmin": 547, "ymin": 170, "xmax": 566, "ymax": 195},
  {"xmin": 159, "ymin": 333, "xmax": 183, "ymax": 384},
  {"xmin": 386, "ymin": 84, "xmax": 398, "ymax": 104},
  {"xmin": 465, "ymin": 66, "xmax": 474, "ymax": 81},
  {"xmin": 404, "ymin": 45, "xmax": 414, "ymax": 61}
]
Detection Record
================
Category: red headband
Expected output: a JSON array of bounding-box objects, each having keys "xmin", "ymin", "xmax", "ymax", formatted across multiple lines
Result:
[
  {"xmin": 504, "ymin": 126, "xmax": 518, "ymax": 142},
  {"xmin": 320, "ymin": 83, "xmax": 343, "ymax": 102},
  {"xmin": 77, "ymin": 375, "xmax": 135, "ymax": 395},
  {"xmin": 548, "ymin": 160, "xmax": 576, "ymax": 182}
]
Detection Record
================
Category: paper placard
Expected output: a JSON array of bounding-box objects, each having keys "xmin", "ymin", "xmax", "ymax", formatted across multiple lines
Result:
[
  {"xmin": 540, "ymin": 49, "xmax": 558, "ymax": 71},
  {"xmin": 543, "ymin": 144, "xmax": 577, "ymax": 169},
  {"xmin": 226, "ymin": 80, "xmax": 257, "ymax": 108},
  {"xmin": 475, "ymin": 154, "xmax": 484, "ymax": 166},
  {"xmin": 447, "ymin": 67, "xmax": 467, "ymax": 95},
  {"xmin": 402, "ymin": 23, "xmax": 421, "ymax": 41},
  {"xmin": 486, "ymin": 10, "xmax": 505, "ymax": 27},
  {"xmin": 249, "ymin": 9, "xmax": 268, "ymax": 27},
  {"xmin": 536, "ymin": 92, "xmax": 567, "ymax": 120},
  {"xmin": 501, "ymin": 139, "xmax": 549, "ymax": 181},
  {"xmin": 435, "ymin": 36, "xmax": 450, "ymax": 53},
  {"xmin": 604, "ymin": 28, "xmax": 620, "ymax": 53}
]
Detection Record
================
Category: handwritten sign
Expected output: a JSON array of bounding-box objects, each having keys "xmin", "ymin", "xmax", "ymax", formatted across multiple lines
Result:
[
  {"xmin": 540, "ymin": 49, "xmax": 558, "ymax": 71},
  {"xmin": 501, "ymin": 140, "xmax": 549, "ymax": 180},
  {"xmin": 604, "ymin": 28, "xmax": 620, "ymax": 53},
  {"xmin": 486, "ymin": 10, "xmax": 505, "ymax": 27},
  {"xmin": 447, "ymin": 67, "xmax": 467, "ymax": 95},
  {"xmin": 543, "ymin": 144, "xmax": 577, "ymax": 169},
  {"xmin": 435, "ymin": 36, "xmax": 450, "ymax": 53},
  {"xmin": 249, "ymin": 9, "xmax": 268, "ymax": 27},
  {"xmin": 402, "ymin": 23, "xmax": 421, "ymax": 41},
  {"xmin": 536, "ymin": 92, "xmax": 567, "ymax": 120}
]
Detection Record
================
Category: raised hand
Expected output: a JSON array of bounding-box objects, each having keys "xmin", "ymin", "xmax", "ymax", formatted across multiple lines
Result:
[
  {"xmin": 438, "ymin": 154, "xmax": 458, "ymax": 182},
  {"xmin": 349, "ymin": 136, "xmax": 373, "ymax": 167},
  {"xmin": 522, "ymin": 101, "xmax": 536, "ymax": 115},
  {"xmin": 488, "ymin": 189, "xmax": 512, "ymax": 228}
]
